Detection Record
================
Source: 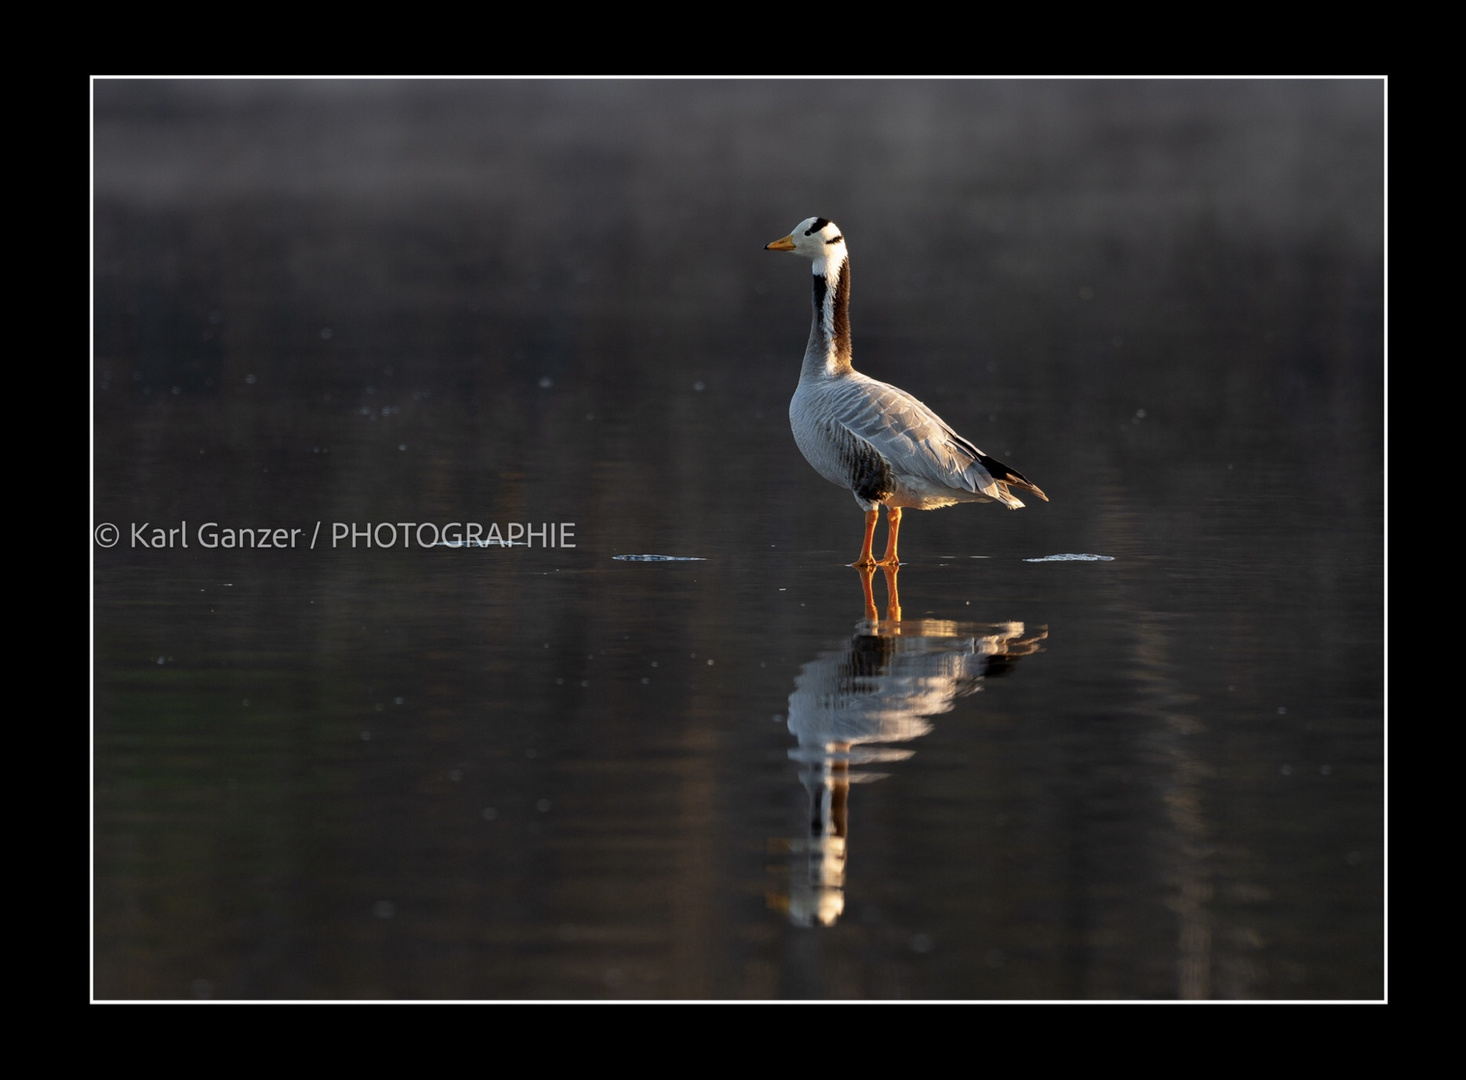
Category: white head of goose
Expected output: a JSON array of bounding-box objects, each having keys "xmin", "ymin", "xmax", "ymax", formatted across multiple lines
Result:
[{"xmin": 765, "ymin": 216, "xmax": 1047, "ymax": 567}]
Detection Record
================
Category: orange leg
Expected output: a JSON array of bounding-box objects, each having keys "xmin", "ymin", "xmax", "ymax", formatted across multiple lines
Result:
[
  {"xmin": 853, "ymin": 508, "xmax": 879, "ymax": 567},
  {"xmin": 878, "ymin": 506, "xmax": 903, "ymax": 566}
]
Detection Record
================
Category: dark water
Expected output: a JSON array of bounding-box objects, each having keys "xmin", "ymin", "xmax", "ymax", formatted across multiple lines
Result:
[{"xmin": 92, "ymin": 80, "xmax": 1384, "ymax": 1000}]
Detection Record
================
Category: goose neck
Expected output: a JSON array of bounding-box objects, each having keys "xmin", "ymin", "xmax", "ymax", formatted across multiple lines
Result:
[{"xmin": 802, "ymin": 252, "xmax": 853, "ymax": 378}]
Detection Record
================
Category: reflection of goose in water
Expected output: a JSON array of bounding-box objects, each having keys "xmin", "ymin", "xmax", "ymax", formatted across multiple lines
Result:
[
  {"xmin": 765, "ymin": 217, "xmax": 1047, "ymax": 567},
  {"xmin": 774, "ymin": 614, "xmax": 1047, "ymax": 927}
]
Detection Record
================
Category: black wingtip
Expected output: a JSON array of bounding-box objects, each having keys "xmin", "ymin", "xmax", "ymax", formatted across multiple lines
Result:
[{"xmin": 978, "ymin": 452, "xmax": 1048, "ymax": 502}]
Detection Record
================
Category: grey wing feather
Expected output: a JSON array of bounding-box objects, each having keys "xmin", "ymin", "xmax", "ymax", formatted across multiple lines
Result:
[{"xmin": 822, "ymin": 376, "xmax": 1039, "ymax": 505}]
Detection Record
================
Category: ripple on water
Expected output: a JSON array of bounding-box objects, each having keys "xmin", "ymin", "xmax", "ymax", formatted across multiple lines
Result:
[{"xmin": 612, "ymin": 554, "xmax": 707, "ymax": 562}]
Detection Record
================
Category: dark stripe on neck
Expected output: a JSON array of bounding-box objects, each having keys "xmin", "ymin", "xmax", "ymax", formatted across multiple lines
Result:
[{"xmin": 831, "ymin": 258, "xmax": 851, "ymax": 366}]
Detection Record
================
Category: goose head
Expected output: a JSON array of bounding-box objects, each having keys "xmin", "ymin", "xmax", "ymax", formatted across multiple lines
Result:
[{"xmin": 765, "ymin": 217, "xmax": 847, "ymax": 268}]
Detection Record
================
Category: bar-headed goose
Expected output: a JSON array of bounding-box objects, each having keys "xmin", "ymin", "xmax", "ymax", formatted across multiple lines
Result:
[{"xmin": 765, "ymin": 216, "xmax": 1047, "ymax": 567}]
